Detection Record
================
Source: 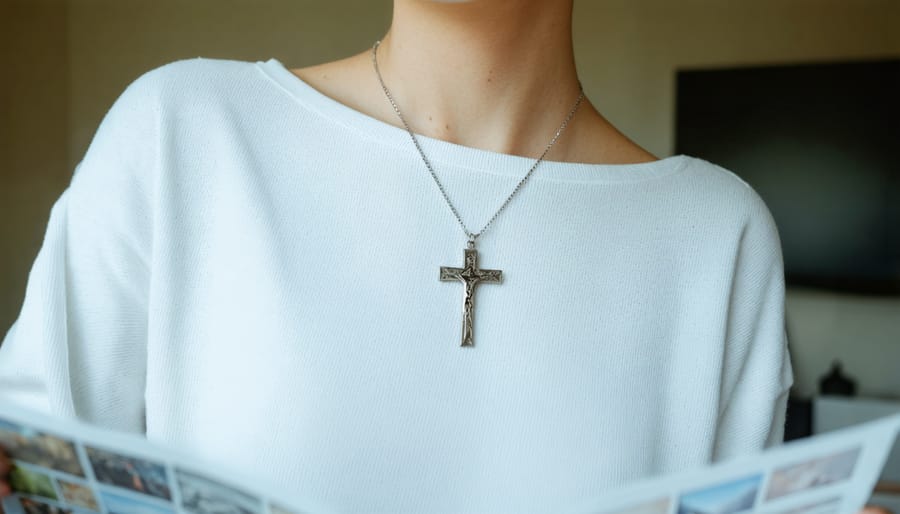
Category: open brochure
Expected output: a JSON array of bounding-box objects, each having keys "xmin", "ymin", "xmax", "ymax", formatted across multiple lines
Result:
[{"xmin": 1, "ymin": 402, "xmax": 898, "ymax": 514}]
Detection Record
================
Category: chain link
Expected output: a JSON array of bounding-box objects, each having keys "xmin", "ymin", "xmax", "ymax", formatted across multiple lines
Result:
[{"xmin": 371, "ymin": 39, "xmax": 584, "ymax": 247}]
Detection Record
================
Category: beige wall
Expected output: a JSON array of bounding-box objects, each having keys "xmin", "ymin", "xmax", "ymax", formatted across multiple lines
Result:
[
  {"xmin": 1, "ymin": 0, "xmax": 69, "ymax": 335},
  {"xmin": 573, "ymin": 0, "xmax": 900, "ymax": 157},
  {"xmin": 66, "ymin": 0, "xmax": 392, "ymax": 166},
  {"xmin": 2, "ymin": 0, "xmax": 898, "ymax": 397}
]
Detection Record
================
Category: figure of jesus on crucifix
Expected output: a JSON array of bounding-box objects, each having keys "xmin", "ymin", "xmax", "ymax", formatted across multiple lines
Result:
[{"xmin": 440, "ymin": 243, "xmax": 502, "ymax": 347}]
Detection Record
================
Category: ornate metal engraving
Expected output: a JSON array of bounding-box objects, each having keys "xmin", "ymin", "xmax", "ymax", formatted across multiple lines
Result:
[{"xmin": 440, "ymin": 248, "xmax": 502, "ymax": 347}]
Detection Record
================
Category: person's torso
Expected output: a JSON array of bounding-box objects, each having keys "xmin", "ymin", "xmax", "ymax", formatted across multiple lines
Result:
[{"xmin": 139, "ymin": 57, "xmax": 760, "ymax": 513}]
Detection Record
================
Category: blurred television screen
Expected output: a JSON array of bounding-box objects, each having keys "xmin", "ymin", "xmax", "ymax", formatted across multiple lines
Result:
[{"xmin": 675, "ymin": 59, "xmax": 900, "ymax": 295}]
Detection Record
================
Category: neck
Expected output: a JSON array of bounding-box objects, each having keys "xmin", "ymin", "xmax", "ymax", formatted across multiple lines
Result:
[{"xmin": 373, "ymin": 0, "xmax": 587, "ymax": 159}]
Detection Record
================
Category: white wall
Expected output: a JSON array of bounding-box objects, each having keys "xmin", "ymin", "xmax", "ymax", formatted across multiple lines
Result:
[
  {"xmin": 3, "ymin": 0, "xmax": 899, "ymax": 398},
  {"xmin": 787, "ymin": 289, "xmax": 900, "ymax": 398}
]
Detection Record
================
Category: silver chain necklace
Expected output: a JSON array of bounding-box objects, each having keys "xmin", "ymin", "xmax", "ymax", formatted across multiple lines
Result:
[{"xmin": 371, "ymin": 39, "xmax": 585, "ymax": 347}]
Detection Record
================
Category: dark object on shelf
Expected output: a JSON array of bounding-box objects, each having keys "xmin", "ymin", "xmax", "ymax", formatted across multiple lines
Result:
[
  {"xmin": 819, "ymin": 361, "xmax": 857, "ymax": 396},
  {"xmin": 784, "ymin": 395, "xmax": 813, "ymax": 441}
]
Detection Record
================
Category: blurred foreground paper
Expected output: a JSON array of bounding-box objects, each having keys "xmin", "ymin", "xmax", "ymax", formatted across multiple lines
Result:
[
  {"xmin": 569, "ymin": 412, "xmax": 900, "ymax": 514},
  {"xmin": 0, "ymin": 402, "xmax": 898, "ymax": 514}
]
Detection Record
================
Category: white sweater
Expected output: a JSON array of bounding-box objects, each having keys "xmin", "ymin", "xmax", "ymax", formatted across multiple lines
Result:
[{"xmin": 0, "ymin": 56, "xmax": 793, "ymax": 514}]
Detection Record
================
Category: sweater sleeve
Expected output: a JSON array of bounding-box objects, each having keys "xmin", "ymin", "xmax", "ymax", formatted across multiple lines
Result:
[
  {"xmin": 712, "ymin": 190, "xmax": 794, "ymax": 461},
  {"xmin": 0, "ymin": 68, "xmax": 160, "ymax": 434}
]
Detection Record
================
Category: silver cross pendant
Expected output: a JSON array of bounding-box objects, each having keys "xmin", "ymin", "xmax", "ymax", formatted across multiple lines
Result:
[{"xmin": 439, "ymin": 241, "xmax": 502, "ymax": 347}]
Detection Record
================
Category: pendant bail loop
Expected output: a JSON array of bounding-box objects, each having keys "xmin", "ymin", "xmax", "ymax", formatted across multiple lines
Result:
[{"xmin": 467, "ymin": 234, "xmax": 477, "ymax": 249}]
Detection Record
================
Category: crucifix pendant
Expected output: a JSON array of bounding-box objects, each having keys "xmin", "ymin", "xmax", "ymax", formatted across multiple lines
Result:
[{"xmin": 439, "ymin": 240, "xmax": 502, "ymax": 347}]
